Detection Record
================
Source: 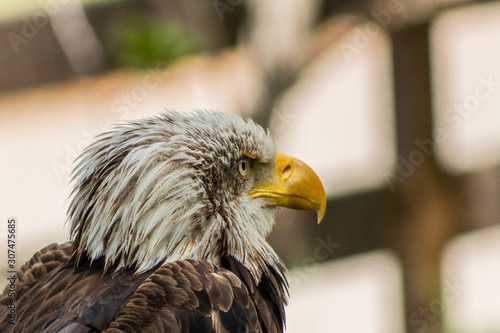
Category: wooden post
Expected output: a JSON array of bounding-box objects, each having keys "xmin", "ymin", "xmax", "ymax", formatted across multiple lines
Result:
[{"xmin": 389, "ymin": 23, "xmax": 458, "ymax": 333}]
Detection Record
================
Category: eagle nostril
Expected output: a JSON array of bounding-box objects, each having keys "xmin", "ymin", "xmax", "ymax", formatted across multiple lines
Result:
[{"xmin": 281, "ymin": 163, "xmax": 292, "ymax": 180}]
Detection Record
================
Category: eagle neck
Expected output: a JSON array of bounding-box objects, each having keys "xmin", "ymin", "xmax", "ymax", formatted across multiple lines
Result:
[{"xmin": 220, "ymin": 255, "xmax": 288, "ymax": 332}]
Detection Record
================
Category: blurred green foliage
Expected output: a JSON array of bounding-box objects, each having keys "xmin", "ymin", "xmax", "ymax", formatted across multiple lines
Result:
[{"xmin": 109, "ymin": 11, "xmax": 200, "ymax": 69}]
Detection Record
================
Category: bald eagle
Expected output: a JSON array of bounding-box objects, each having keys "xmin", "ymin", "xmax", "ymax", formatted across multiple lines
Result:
[{"xmin": 0, "ymin": 111, "xmax": 326, "ymax": 333}]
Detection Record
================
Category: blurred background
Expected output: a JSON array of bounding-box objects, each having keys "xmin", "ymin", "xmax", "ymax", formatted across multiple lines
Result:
[{"xmin": 1, "ymin": 0, "xmax": 500, "ymax": 332}]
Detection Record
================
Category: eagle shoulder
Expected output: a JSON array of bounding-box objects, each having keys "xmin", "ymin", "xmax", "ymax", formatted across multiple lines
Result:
[
  {"xmin": 0, "ymin": 242, "xmax": 73, "ymax": 332},
  {"xmin": 1, "ymin": 242, "xmax": 73, "ymax": 304}
]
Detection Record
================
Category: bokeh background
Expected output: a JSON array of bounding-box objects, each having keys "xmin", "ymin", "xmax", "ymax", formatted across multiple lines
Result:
[{"xmin": 1, "ymin": 0, "xmax": 500, "ymax": 332}]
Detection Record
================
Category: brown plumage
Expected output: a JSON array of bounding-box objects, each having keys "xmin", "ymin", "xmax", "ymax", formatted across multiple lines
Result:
[
  {"xmin": 0, "ymin": 111, "xmax": 325, "ymax": 332},
  {"xmin": 0, "ymin": 244, "xmax": 285, "ymax": 333}
]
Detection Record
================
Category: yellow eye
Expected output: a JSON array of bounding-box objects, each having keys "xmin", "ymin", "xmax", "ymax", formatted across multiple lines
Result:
[{"xmin": 237, "ymin": 158, "xmax": 251, "ymax": 178}]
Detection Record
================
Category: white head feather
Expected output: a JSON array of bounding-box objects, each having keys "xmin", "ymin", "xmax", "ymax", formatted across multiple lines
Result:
[{"xmin": 68, "ymin": 110, "xmax": 285, "ymax": 283}]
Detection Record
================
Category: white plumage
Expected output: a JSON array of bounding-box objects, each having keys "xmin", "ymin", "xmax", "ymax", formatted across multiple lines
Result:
[{"xmin": 69, "ymin": 111, "xmax": 282, "ymax": 281}]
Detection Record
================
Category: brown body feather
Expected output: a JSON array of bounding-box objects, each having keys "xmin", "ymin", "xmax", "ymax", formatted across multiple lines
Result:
[{"xmin": 0, "ymin": 242, "xmax": 286, "ymax": 333}]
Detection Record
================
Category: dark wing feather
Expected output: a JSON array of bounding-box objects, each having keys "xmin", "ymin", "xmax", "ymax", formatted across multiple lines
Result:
[
  {"xmin": 104, "ymin": 259, "xmax": 262, "ymax": 333},
  {"xmin": 0, "ymin": 242, "xmax": 73, "ymax": 333},
  {"xmin": 0, "ymin": 246, "xmax": 284, "ymax": 333},
  {"xmin": 0, "ymin": 242, "xmax": 72, "ymax": 303},
  {"xmin": 0, "ymin": 249, "xmax": 152, "ymax": 333},
  {"xmin": 220, "ymin": 256, "xmax": 287, "ymax": 333}
]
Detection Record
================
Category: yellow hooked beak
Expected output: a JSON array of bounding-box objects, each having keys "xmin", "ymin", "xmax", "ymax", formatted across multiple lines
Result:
[{"xmin": 249, "ymin": 153, "xmax": 327, "ymax": 223}]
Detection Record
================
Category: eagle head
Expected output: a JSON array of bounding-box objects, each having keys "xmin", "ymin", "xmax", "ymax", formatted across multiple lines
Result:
[{"xmin": 68, "ymin": 111, "xmax": 326, "ymax": 283}]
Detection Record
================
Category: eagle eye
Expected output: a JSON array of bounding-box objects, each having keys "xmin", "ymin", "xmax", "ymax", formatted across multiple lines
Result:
[{"xmin": 236, "ymin": 158, "xmax": 251, "ymax": 178}]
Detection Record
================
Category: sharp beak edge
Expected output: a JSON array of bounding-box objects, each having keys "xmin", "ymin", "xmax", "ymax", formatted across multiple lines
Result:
[{"xmin": 249, "ymin": 153, "xmax": 327, "ymax": 223}]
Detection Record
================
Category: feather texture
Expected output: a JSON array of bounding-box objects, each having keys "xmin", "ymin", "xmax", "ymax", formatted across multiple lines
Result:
[
  {"xmin": 68, "ymin": 111, "xmax": 281, "ymax": 281},
  {"xmin": 0, "ymin": 244, "xmax": 286, "ymax": 332},
  {"xmin": 0, "ymin": 111, "xmax": 291, "ymax": 332}
]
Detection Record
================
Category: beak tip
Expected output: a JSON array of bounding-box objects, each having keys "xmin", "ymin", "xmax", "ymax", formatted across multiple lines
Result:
[
  {"xmin": 317, "ymin": 204, "xmax": 326, "ymax": 224},
  {"xmin": 317, "ymin": 189, "xmax": 327, "ymax": 224}
]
